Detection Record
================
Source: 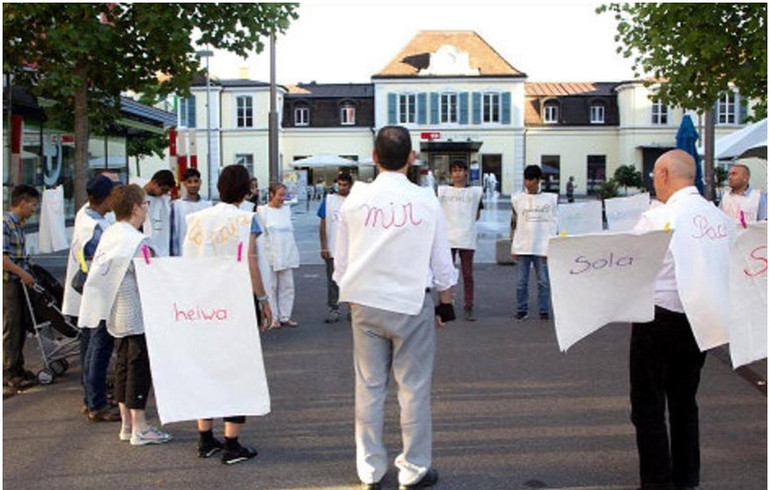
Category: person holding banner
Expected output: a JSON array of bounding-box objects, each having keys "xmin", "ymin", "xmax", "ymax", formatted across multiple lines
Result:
[
  {"xmin": 438, "ymin": 160, "xmax": 483, "ymax": 321},
  {"xmin": 183, "ymin": 164, "xmax": 272, "ymax": 464},
  {"xmin": 79, "ymin": 184, "xmax": 172, "ymax": 446},
  {"xmin": 719, "ymin": 164, "xmax": 767, "ymax": 224},
  {"xmin": 318, "ymin": 172, "xmax": 353, "ymax": 323},
  {"xmin": 169, "ymin": 168, "xmax": 211, "ymax": 256},
  {"xmin": 511, "ymin": 165, "xmax": 557, "ymax": 321},
  {"xmin": 258, "ymin": 182, "xmax": 300, "ymax": 329},
  {"xmin": 630, "ymin": 149, "xmax": 734, "ymax": 490},
  {"xmin": 334, "ymin": 126, "xmax": 457, "ymax": 490}
]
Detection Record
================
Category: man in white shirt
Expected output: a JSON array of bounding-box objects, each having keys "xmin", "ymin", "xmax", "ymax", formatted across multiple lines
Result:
[
  {"xmin": 170, "ymin": 168, "xmax": 211, "ymax": 256},
  {"xmin": 334, "ymin": 126, "xmax": 457, "ymax": 490},
  {"xmin": 317, "ymin": 172, "xmax": 352, "ymax": 323},
  {"xmin": 719, "ymin": 163, "xmax": 767, "ymax": 223},
  {"xmin": 437, "ymin": 161, "xmax": 483, "ymax": 321},
  {"xmin": 142, "ymin": 169, "xmax": 175, "ymax": 257},
  {"xmin": 511, "ymin": 165, "xmax": 557, "ymax": 321},
  {"xmin": 631, "ymin": 149, "xmax": 733, "ymax": 490}
]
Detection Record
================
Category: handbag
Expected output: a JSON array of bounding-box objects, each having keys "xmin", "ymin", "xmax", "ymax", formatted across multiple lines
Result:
[{"xmin": 71, "ymin": 269, "xmax": 88, "ymax": 294}]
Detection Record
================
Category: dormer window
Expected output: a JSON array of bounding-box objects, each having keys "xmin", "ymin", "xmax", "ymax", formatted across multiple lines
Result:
[
  {"xmin": 590, "ymin": 103, "xmax": 605, "ymax": 124},
  {"xmin": 294, "ymin": 105, "xmax": 309, "ymax": 126},
  {"xmin": 543, "ymin": 101, "xmax": 559, "ymax": 124},
  {"xmin": 340, "ymin": 102, "xmax": 356, "ymax": 125}
]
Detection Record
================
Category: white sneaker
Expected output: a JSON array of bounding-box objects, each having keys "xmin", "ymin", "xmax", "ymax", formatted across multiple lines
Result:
[
  {"xmin": 130, "ymin": 426, "xmax": 172, "ymax": 446},
  {"xmin": 119, "ymin": 425, "xmax": 131, "ymax": 442}
]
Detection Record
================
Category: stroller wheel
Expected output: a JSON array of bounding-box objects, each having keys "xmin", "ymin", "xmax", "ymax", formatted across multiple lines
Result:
[
  {"xmin": 50, "ymin": 360, "xmax": 66, "ymax": 376},
  {"xmin": 37, "ymin": 368, "xmax": 54, "ymax": 385}
]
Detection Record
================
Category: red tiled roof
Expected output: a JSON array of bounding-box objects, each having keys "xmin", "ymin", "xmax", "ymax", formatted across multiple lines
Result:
[
  {"xmin": 525, "ymin": 82, "xmax": 618, "ymax": 97},
  {"xmin": 374, "ymin": 30, "xmax": 525, "ymax": 78}
]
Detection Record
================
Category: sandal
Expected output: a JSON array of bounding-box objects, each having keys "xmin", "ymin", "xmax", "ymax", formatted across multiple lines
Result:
[{"xmin": 281, "ymin": 319, "xmax": 298, "ymax": 328}]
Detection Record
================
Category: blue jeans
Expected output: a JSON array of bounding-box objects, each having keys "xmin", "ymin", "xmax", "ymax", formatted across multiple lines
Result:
[
  {"xmin": 80, "ymin": 321, "xmax": 115, "ymax": 411},
  {"xmin": 516, "ymin": 255, "xmax": 550, "ymax": 315}
]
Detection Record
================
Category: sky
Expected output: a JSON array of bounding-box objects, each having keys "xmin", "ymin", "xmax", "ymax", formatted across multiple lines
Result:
[{"xmin": 204, "ymin": 1, "xmax": 639, "ymax": 85}]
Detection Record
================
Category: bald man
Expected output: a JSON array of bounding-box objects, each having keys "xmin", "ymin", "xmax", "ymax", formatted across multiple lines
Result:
[
  {"xmin": 631, "ymin": 150, "xmax": 734, "ymax": 490},
  {"xmin": 719, "ymin": 164, "xmax": 767, "ymax": 223}
]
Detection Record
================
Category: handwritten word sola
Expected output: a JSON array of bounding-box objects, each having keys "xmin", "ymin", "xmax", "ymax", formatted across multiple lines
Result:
[
  {"xmin": 363, "ymin": 202, "xmax": 423, "ymax": 229},
  {"xmin": 174, "ymin": 303, "xmax": 228, "ymax": 322},
  {"xmin": 186, "ymin": 214, "xmax": 252, "ymax": 247},
  {"xmin": 690, "ymin": 214, "xmax": 728, "ymax": 240},
  {"xmin": 743, "ymin": 245, "xmax": 767, "ymax": 278},
  {"xmin": 570, "ymin": 252, "xmax": 635, "ymax": 275}
]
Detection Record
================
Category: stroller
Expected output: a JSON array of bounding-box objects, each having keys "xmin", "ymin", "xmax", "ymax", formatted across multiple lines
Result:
[{"xmin": 21, "ymin": 264, "xmax": 80, "ymax": 385}]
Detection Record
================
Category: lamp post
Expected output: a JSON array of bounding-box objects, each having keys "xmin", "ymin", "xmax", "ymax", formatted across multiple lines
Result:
[{"xmin": 196, "ymin": 49, "xmax": 214, "ymax": 199}]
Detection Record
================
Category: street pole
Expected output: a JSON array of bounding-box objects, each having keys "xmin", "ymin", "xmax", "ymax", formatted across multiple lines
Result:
[
  {"xmin": 269, "ymin": 30, "xmax": 279, "ymax": 183},
  {"xmin": 196, "ymin": 49, "xmax": 214, "ymax": 199},
  {"xmin": 704, "ymin": 108, "xmax": 716, "ymax": 202}
]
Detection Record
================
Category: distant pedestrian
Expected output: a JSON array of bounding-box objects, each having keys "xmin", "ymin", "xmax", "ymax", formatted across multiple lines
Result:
[
  {"xmin": 258, "ymin": 183, "xmax": 300, "ymax": 329},
  {"xmin": 511, "ymin": 165, "xmax": 557, "ymax": 321},
  {"xmin": 566, "ymin": 176, "xmax": 576, "ymax": 203},
  {"xmin": 719, "ymin": 164, "xmax": 767, "ymax": 223},
  {"xmin": 334, "ymin": 126, "xmax": 457, "ymax": 490},
  {"xmin": 317, "ymin": 172, "xmax": 353, "ymax": 323},
  {"xmin": 170, "ymin": 168, "xmax": 211, "ymax": 256},
  {"xmin": 142, "ymin": 169, "xmax": 175, "ymax": 257},
  {"xmin": 438, "ymin": 160, "xmax": 483, "ymax": 321}
]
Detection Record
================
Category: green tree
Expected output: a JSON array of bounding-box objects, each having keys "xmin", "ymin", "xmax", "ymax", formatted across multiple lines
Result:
[
  {"xmin": 4, "ymin": 3, "xmax": 298, "ymax": 208},
  {"xmin": 613, "ymin": 164, "xmax": 643, "ymax": 195},
  {"xmin": 598, "ymin": 3, "xmax": 767, "ymax": 201}
]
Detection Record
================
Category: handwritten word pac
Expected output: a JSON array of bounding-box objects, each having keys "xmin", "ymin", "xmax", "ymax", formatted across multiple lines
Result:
[{"xmin": 570, "ymin": 252, "xmax": 635, "ymax": 275}]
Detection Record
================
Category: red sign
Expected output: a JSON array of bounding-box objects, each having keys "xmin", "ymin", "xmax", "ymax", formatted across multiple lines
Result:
[{"xmin": 420, "ymin": 132, "xmax": 441, "ymax": 141}]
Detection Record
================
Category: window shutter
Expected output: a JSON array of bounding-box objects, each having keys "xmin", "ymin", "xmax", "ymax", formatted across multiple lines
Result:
[
  {"xmin": 387, "ymin": 93, "xmax": 397, "ymax": 125},
  {"xmin": 501, "ymin": 92, "xmax": 511, "ymax": 125},
  {"xmin": 459, "ymin": 92, "xmax": 469, "ymax": 125},
  {"xmin": 472, "ymin": 92, "xmax": 481, "ymax": 124},
  {"xmin": 738, "ymin": 94, "xmax": 748, "ymax": 123},
  {"xmin": 430, "ymin": 92, "xmax": 439, "ymax": 124},
  {"xmin": 417, "ymin": 93, "xmax": 427, "ymax": 124},
  {"xmin": 188, "ymin": 97, "xmax": 197, "ymax": 128}
]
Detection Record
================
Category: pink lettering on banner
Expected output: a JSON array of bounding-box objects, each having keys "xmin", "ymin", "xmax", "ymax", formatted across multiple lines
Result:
[
  {"xmin": 690, "ymin": 214, "xmax": 728, "ymax": 240},
  {"xmin": 363, "ymin": 202, "xmax": 423, "ymax": 229},
  {"xmin": 173, "ymin": 303, "xmax": 229, "ymax": 322},
  {"xmin": 570, "ymin": 252, "xmax": 635, "ymax": 275},
  {"xmin": 743, "ymin": 245, "xmax": 768, "ymax": 278}
]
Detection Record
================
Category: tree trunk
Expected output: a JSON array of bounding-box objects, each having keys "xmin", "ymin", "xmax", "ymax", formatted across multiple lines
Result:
[
  {"xmin": 73, "ymin": 65, "xmax": 90, "ymax": 210},
  {"xmin": 703, "ymin": 109, "xmax": 716, "ymax": 202}
]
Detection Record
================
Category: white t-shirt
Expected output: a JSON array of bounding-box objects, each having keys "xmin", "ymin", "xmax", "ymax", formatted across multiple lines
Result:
[
  {"xmin": 511, "ymin": 192, "xmax": 558, "ymax": 256},
  {"xmin": 438, "ymin": 185, "xmax": 483, "ymax": 250},
  {"xmin": 257, "ymin": 205, "xmax": 300, "ymax": 271},
  {"xmin": 323, "ymin": 194, "xmax": 346, "ymax": 257}
]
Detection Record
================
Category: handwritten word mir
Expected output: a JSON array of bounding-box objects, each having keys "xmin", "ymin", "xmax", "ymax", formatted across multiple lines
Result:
[
  {"xmin": 363, "ymin": 202, "xmax": 423, "ymax": 229},
  {"xmin": 174, "ymin": 303, "xmax": 228, "ymax": 322},
  {"xmin": 570, "ymin": 252, "xmax": 635, "ymax": 275}
]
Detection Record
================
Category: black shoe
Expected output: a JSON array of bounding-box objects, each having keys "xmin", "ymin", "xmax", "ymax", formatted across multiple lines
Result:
[
  {"xmin": 88, "ymin": 405, "xmax": 122, "ymax": 422},
  {"xmin": 464, "ymin": 309, "xmax": 476, "ymax": 322},
  {"xmin": 514, "ymin": 311, "xmax": 528, "ymax": 321},
  {"xmin": 197, "ymin": 437, "xmax": 224, "ymax": 458},
  {"xmin": 221, "ymin": 444, "xmax": 258, "ymax": 465},
  {"xmin": 399, "ymin": 468, "xmax": 439, "ymax": 490},
  {"xmin": 540, "ymin": 313, "xmax": 550, "ymax": 320}
]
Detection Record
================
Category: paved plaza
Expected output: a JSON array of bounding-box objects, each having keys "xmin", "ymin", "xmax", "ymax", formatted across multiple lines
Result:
[{"xmin": 4, "ymin": 196, "xmax": 766, "ymax": 489}]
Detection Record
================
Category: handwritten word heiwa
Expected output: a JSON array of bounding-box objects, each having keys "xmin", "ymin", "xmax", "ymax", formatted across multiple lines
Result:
[
  {"xmin": 173, "ymin": 303, "xmax": 229, "ymax": 322},
  {"xmin": 186, "ymin": 214, "xmax": 252, "ymax": 247},
  {"xmin": 690, "ymin": 215, "xmax": 728, "ymax": 240},
  {"xmin": 570, "ymin": 252, "xmax": 635, "ymax": 275},
  {"xmin": 743, "ymin": 245, "xmax": 768, "ymax": 278},
  {"xmin": 363, "ymin": 202, "xmax": 423, "ymax": 229}
]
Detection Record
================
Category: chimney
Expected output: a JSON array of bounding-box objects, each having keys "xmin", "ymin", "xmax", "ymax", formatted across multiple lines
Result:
[{"xmin": 239, "ymin": 66, "xmax": 250, "ymax": 79}]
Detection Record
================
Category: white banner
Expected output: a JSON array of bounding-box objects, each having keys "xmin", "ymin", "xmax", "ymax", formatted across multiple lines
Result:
[
  {"xmin": 605, "ymin": 193, "xmax": 651, "ymax": 232},
  {"xmin": 548, "ymin": 230, "xmax": 672, "ymax": 352},
  {"xmin": 556, "ymin": 201, "xmax": 603, "ymax": 235},
  {"xmin": 134, "ymin": 256, "xmax": 270, "ymax": 424},
  {"xmin": 728, "ymin": 222, "xmax": 767, "ymax": 368},
  {"xmin": 38, "ymin": 186, "xmax": 68, "ymax": 253}
]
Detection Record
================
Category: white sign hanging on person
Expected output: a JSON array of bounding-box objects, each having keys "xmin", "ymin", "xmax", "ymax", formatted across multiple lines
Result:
[
  {"xmin": 727, "ymin": 222, "xmax": 767, "ymax": 368},
  {"xmin": 604, "ymin": 193, "xmax": 651, "ymax": 232},
  {"xmin": 548, "ymin": 230, "xmax": 672, "ymax": 352},
  {"xmin": 556, "ymin": 201, "xmax": 603, "ymax": 235},
  {"xmin": 134, "ymin": 255, "xmax": 270, "ymax": 424}
]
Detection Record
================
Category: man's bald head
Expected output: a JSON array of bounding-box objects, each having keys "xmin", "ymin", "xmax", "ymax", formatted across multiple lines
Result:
[{"xmin": 652, "ymin": 149, "xmax": 696, "ymax": 203}]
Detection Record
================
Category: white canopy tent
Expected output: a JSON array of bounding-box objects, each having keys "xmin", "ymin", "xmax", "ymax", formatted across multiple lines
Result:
[
  {"xmin": 712, "ymin": 118, "xmax": 767, "ymax": 160},
  {"xmin": 290, "ymin": 154, "xmax": 356, "ymax": 168}
]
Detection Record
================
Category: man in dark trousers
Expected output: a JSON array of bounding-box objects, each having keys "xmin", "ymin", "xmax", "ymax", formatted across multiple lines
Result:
[{"xmin": 334, "ymin": 126, "xmax": 457, "ymax": 490}]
